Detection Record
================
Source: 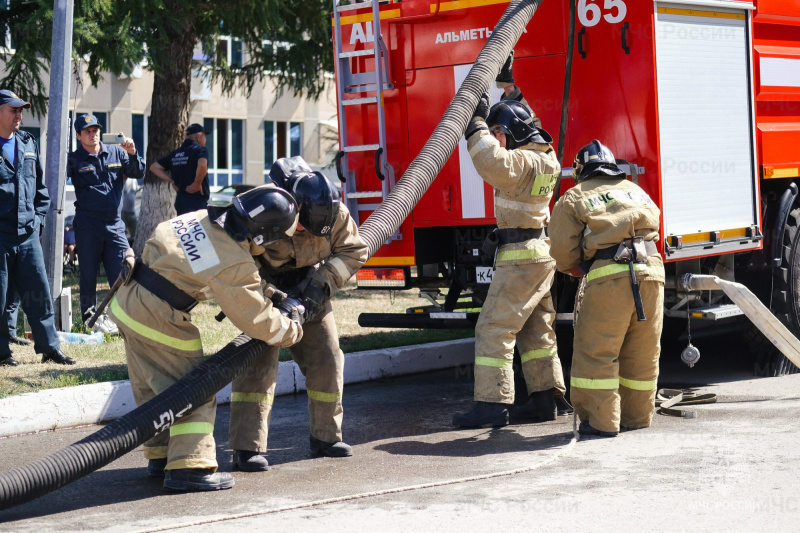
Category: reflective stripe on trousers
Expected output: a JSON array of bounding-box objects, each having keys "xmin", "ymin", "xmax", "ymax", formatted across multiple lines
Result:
[
  {"xmin": 587, "ymin": 262, "xmax": 649, "ymax": 283},
  {"xmin": 570, "ymin": 376, "xmax": 656, "ymax": 391}
]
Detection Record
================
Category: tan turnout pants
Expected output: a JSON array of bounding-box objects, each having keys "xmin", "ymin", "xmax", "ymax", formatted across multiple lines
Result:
[
  {"xmin": 110, "ymin": 286, "xmax": 218, "ymax": 471},
  {"xmin": 570, "ymin": 276, "xmax": 664, "ymax": 433},
  {"xmin": 229, "ymin": 300, "xmax": 344, "ymax": 451},
  {"xmin": 474, "ymin": 259, "xmax": 566, "ymax": 404}
]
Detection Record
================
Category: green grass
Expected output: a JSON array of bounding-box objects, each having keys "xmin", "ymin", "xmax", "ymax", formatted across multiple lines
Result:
[{"xmin": 1, "ymin": 272, "xmax": 474, "ymax": 398}]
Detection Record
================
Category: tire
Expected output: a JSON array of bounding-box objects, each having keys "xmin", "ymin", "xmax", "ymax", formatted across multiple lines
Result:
[{"xmin": 746, "ymin": 207, "xmax": 800, "ymax": 377}]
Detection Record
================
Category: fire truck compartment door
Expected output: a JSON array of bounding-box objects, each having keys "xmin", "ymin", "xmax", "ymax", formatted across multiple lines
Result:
[{"xmin": 655, "ymin": 4, "xmax": 760, "ymax": 258}]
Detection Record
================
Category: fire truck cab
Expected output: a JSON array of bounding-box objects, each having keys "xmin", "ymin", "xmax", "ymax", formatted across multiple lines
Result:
[{"xmin": 332, "ymin": 0, "xmax": 800, "ymax": 376}]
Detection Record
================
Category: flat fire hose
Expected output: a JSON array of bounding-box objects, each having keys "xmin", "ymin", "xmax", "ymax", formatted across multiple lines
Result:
[{"xmin": 656, "ymin": 388, "xmax": 717, "ymax": 418}]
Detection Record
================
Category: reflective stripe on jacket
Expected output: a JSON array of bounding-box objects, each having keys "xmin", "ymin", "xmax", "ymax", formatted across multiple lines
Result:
[{"xmin": 120, "ymin": 210, "xmax": 302, "ymax": 347}]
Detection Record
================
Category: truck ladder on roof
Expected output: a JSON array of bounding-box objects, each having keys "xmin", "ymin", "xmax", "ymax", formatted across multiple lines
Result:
[{"xmin": 332, "ymin": 0, "xmax": 395, "ymax": 225}]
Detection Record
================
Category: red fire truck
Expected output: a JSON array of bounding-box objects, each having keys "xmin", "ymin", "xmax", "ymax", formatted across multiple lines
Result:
[{"xmin": 332, "ymin": 0, "xmax": 800, "ymax": 376}]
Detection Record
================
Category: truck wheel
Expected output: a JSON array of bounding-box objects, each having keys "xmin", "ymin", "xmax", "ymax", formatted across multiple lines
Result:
[{"xmin": 747, "ymin": 207, "xmax": 800, "ymax": 376}]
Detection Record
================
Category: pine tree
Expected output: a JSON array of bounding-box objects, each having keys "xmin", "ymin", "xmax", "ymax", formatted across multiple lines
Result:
[{"xmin": 0, "ymin": 0, "xmax": 333, "ymax": 252}]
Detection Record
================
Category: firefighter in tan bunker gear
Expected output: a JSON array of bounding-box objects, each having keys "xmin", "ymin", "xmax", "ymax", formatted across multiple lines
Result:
[
  {"xmin": 109, "ymin": 186, "xmax": 304, "ymax": 491},
  {"xmin": 452, "ymin": 88, "xmax": 566, "ymax": 428},
  {"xmin": 229, "ymin": 158, "xmax": 368, "ymax": 470},
  {"xmin": 549, "ymin": 140, "xmax": 665, "ymax": 437}
]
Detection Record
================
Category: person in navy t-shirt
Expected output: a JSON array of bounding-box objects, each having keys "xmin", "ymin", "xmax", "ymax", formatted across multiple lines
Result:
[{"xmin": 150, "ymin": 123, "xmax": 210, "ymax": 215}]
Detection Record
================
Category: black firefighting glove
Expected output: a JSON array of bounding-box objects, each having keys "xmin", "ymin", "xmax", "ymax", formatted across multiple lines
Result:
[
  {"xmin": 466, "ymin": 92, "xmax": 491, "ymax": 140},
  {"xmin": 300, "ymin": 278, "xmax": 327, "ymax": 322},
  {"xmin": 277, "ymin": 296, "xmax": 306, "ymax": 326},
  {"xmin": 496, "ymin": 51, "xmax": 515, "ymax": 85}
]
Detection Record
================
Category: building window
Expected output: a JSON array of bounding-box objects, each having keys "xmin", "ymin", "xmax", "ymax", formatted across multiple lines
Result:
[
  {"xmin": 264, "ymin": 121, "xmax": 302, "ymax": 181},
  {"xmin": 20, "ymin": 126, "xmax": 40, "ymax": 141},
  {"xmin": 217, "ymin": 37, "xmax": 243, "ymax": 67},
  {"xmin": 205, "ymin": 117, "xmax": 244, "ymax": 187},
  {"xmin": 2, "ymin": 0, "xmax": 17, "ymax": 51},
  {"xmin": 131, "ymin": 113, "xmax": 148, "ymax": 162}
]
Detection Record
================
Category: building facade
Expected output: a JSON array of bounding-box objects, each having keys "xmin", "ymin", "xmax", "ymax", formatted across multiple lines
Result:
[{"xmin": 20, "ymin": 62, "xmax": 340, "ymax": 189}]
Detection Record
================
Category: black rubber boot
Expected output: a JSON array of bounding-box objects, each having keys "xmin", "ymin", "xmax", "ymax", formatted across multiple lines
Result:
[
  {"xmin": 512, "ymin": 389, "xmax": 557, "ymax": 422},
  {"xmin": 163, "ymin": 469, "xmax": 235, "ymax": 491},
  {"xmin": 310, "ymin": 437, "xmax": 353, "ymax": 457},
  {"xmin": 147, "ymin": 458, "xmax": 167, "ymax": 478},
  {"xmin": 234, "ymin": 450, "xmax": 271, "ymax": 471},
  {"xmin": 41, "ymin": 349, "xmax": 75, "ymax": 365},
  {"xmin": 452, "ymin": 402, "xmax": 510, "ymax": 428},
  {"xmin": 578, "ymin": 421, "xmax": 619, "ymax": 438}
]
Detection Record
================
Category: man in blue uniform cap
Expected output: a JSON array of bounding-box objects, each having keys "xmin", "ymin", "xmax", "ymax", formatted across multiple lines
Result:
[
  {"xmin": 0, "ymin": 89, "xmax": 74, "ymax": 365},
  {"xmin": 67, "ymin": 113, "xmax": 145, "ymax": 333},
  {"xmin": 150, "ymin": 123, "xmax": 210, "ymax": 215}
]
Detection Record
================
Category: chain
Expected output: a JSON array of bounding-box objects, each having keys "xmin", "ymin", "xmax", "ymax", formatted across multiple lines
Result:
[{"xmin": 686, "ymin": 303, "xmax": 692, "ymax": 346}]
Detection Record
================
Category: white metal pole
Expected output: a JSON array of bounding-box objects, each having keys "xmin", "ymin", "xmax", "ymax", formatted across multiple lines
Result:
[{"xmin": 41, "ymin": 0, "xmax": 74, "ymax": 330}]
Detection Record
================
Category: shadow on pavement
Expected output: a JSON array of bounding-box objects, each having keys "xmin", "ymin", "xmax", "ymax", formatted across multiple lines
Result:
[{"xmin": 373, "ymin": 428, "xmax": 572, "ymax": 458}]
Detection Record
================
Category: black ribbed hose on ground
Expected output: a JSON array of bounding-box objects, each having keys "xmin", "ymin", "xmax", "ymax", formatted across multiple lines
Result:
[
  {"xmin": 0, "ymin": 0, "xmax": 544, "ymax": 511},
  {"xmin": 0, "ymin": 334, "xmax": 263, "ymax": 510}
]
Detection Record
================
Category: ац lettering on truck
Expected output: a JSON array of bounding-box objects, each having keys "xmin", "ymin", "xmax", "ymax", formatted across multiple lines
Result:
[{"xmin": 333, "ymin": 0, "xmax": 800, "ymax": 376}]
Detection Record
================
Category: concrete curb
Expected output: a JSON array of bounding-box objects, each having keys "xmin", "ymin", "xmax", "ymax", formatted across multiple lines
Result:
[{"xmin": 0, "ymin": 338, "xmax": 475, "ymax": 438}]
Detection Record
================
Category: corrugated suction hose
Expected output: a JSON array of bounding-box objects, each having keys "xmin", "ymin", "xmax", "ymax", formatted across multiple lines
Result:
[
  {"xmin": 0, "ymin": 334, "xmax": 261, "ymax": 509},
  {"xmin": 360, "ymin": 0, "xmax": 544, "ymax": 256},
  {"xmin": 0, "ymin": 0, "xmax": 544, "ymax": 510}
]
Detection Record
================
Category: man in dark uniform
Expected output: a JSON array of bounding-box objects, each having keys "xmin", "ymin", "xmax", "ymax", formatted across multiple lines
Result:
[
  {"xmin": 67, "ymin": 113, "xmax": 145, "ymax": 333},
  {"xmin": 150, "ymin": 123, "xmax": 210, "ymax": 215},
  {"xmin": 0, "ymin": 89, "xmax": 74, "ymax": 365}
]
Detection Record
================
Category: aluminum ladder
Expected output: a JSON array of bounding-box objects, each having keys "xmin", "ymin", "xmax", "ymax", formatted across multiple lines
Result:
[{"xmin": 332, "ymin": 0, "xmax": 395, "ymax": 225}]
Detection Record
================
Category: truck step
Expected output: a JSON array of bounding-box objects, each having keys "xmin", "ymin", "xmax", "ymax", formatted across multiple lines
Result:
[{"xmin": 688, "ymin": 304, "xmax": 743, "ymax": 321}]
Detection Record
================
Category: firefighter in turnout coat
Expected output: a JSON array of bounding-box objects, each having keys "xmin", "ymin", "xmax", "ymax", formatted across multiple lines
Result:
[
  {"xmin": 109, "ymin": 186, "xmax": 305, "ymax": 491},
  {"xmin": 229, "ymin": 158, "xmax": 368, "ymax": 470},
  {"xmin": 452, "ymin": 92, "xmax": 566, "ymax": 428},
  {"xmin": 549, "ymin": 140, "xmax": 665, "ymax": 437}
]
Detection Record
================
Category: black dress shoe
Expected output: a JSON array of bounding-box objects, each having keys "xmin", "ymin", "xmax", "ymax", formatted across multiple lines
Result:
[
  {"xmin": 41, "ymin": 350, "xmax": 76, "ymax": 365},
  {"xmin": 9, "ymin": 335, "xmax": 31, "ymax": 346},
  {"xmin": 0, "ymin": 356, "xmax": 19, "ymax": 366}
]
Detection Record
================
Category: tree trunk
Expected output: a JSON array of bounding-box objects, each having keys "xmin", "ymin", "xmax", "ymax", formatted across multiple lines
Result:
[{"xmin": 132, "ymin": 21, "xmax": 197, "ymax": 255}]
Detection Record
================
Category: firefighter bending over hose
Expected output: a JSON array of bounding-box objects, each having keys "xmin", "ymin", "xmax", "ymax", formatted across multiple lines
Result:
[
  {"xmin": 108, "ymin": 186, "xmax": 305, "ymax": 491},
  {"xmin": 228, "ymin": 157, "xmax": 368, "ymax": 470},
  {"xmin": 549, "ymin": 141, "xmax": 665, "ymax": 437},
  {"xmin": 452, "ymin": 64, "xmax": 566, "ymax": 428}
]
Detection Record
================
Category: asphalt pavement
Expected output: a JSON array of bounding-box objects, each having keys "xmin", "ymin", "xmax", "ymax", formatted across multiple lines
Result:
[{"xmin": 1, "ymin": 333, "xmax": 798, "ymax": 532}]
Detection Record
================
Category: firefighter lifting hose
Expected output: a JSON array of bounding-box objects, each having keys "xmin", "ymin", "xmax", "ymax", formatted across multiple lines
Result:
[{"xmin": 0, "ymin": 0, "xmax": 545, "ymax": 510}]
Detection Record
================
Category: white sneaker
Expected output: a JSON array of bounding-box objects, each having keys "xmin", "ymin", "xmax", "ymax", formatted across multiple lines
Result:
[{"xmin": 92, "ymin": 314, "xmax": 119, "ymax": 336}]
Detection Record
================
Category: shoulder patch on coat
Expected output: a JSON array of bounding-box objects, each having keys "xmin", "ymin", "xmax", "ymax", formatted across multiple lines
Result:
[{"xmin": 170, "ymin": 213, "xmax": 220, "ymax": 273}]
